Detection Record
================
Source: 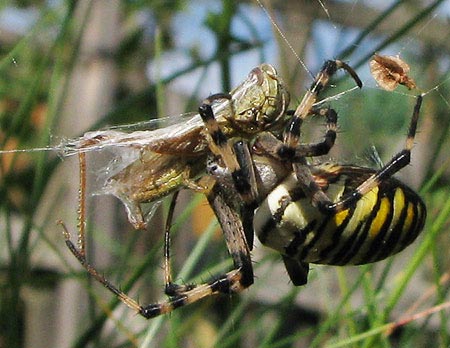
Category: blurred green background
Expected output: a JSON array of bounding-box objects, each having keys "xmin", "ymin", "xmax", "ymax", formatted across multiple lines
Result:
[{"xmin": 0, "ymin": 1, "xmax": 449, "ymax": 347}]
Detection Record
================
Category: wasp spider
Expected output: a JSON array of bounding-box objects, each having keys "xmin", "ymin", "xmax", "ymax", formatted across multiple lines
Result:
[{"xmin": 63, "ymin": 60, "xmax": 425, "ymax": 318}]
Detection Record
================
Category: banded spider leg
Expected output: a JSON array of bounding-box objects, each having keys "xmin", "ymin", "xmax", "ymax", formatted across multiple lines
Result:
[{"xmin": 255, "ymin": 60, "xmax": 424, "ymax": 215}]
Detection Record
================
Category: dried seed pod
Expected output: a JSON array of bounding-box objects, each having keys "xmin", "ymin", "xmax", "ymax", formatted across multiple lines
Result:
[{"xmin": 370, "ymin": 54, "xmax": 417, "ymax": 91}]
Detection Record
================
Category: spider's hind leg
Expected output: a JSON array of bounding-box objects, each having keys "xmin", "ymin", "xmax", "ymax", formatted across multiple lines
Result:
[{"xmin": 318, "ymin": 94, "xmax": 423, "ymax": 214}]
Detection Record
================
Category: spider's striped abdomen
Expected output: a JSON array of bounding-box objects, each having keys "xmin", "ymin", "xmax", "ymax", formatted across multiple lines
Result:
[{"xmin": 254, "ymin": 164, "xmax": 426, "ymax": 266}]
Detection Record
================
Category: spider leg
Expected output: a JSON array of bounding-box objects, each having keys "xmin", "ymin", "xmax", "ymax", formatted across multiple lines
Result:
[
  {"xmin": 162, "ymin": 170, "xmax": 230, "ymax": 296},
  {"xmin": 199, "ymin": 98, "xmax": 255, "ymax": 206},
  {"xmin": 282, "ymin": 255, "xmax": 310, "ymax": 286},
  {"xmin": 199, "ymin": 97, "xmax": 260, "ymax": 249},
  {"xmin": 254, "ymin": 107, "xmax": 338, "ymax": 159},
  {"xmin": 295, "ymin": 107, "xmax": 338, "ymax": 157},
  {"xmin": 318, "ymin": 94, "xmax": 423, "ymax": 213},
  {"xmin": 283, "ymin": 60, "xmax": 361, "ymax": 151},
  {"xmin": 206, "ymin": 139, "xmax": 258, "ymax": 249},
  {"xmin": 254, "ymin": 61, "xmax": 359, "ymax": 161},
  {"xmin": 266, "ymin": 61, "xmax": 359, "ymax": 207},
  {"xmin": 136, "ymin": 181, "xmax": 254, "ymax": 318},
  {"xmin": 253, "ymin": 105, "xmax": 341, "ymax": 209},
  {"xmin": 63, "ymin": 218, "xmax": 251, "ymax": 319},
  {"xmin": 265, "ymin": 95, "xmax": 423, "ymax": 214}
]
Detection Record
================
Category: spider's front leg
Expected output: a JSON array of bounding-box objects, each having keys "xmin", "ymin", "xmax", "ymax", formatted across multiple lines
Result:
[
  {"xmin": 280, "ymin": 95, "xmax": 424, "ymax": 216},
  {"xmin": 129, "ymin": 95, "xmax": 262, "ymax": 317},
  {"xmin": 199, "ymin": 95, "xmax": 260, "ymax": 246},
  {"xmin": 254, "ymin": 60, "xmax": 363, "ymax": 210},
  {"xmin": 139, "ymin": 92, "xmax": 262, "ymax": 315},
  {"xmin": 283, "ymin": 60, "xmax": 361, "ymax": 150},
  {"xmin": 254, "ymin": 107, "xmax": 338, "ymax": 160},
  {"xmin": 253, "ymin": 59, "xmax": 361, "ymax": 178},
  {"xmin": 253, "ymin": 105, "xmax": 342, "ymax": 209},
  {"xmin": 198, "ymin": 97, "xmax": 255, "ymax": 206}
]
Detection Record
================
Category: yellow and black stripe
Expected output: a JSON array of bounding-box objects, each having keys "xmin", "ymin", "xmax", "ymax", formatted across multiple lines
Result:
[{"xmin": 254, "ymin": 164, "xmax": 426, "ymax": 271}]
